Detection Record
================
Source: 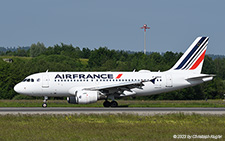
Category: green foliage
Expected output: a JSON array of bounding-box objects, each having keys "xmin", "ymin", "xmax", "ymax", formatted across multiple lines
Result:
[
  {"xmin": 30, "ymin": 42, "xmax": 46, "ymax": 57},
  {"xmin": 12, "ymin": 95, "xmax": 35, "ymax": 100}
]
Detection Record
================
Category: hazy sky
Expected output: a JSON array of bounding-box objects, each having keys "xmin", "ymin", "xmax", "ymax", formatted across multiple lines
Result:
[{"xmin": 0, "ymin": 0, "xmax": 224, "ymax": 55}]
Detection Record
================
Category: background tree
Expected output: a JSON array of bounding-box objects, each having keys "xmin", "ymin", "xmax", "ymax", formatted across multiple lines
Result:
[{"xmin": 30, "ymin": 42, "xmax": 46, "ymax": 57}]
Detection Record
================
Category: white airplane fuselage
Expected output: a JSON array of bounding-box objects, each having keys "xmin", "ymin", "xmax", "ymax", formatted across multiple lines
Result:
[
  {"xmin": 14, "ymin": 70, "xmax": 212, "ymax": 97},
  {"xmin": 14, "ymin": 37, "xmax": 214, "ymax": 107}
]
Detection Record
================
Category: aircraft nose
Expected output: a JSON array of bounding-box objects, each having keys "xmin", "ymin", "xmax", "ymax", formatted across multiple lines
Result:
[{"xmin": 14, "ymin": 83, "xmax": 23, "ymax": 93}]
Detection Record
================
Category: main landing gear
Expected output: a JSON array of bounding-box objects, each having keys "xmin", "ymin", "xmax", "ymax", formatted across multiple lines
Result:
[
  {"xmin": 42, "ymin": 96, "xmax": 48, "ymax": 108},
  {"xmin": 103, "ymin": 100, "xmax": 118, "ymax": 107}
]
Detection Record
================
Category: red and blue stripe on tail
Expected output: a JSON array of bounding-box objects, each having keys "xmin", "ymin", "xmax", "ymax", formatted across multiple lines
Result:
[{"xmin": 171, "ymin": 37, "xmax": 209, "ymax": 73}]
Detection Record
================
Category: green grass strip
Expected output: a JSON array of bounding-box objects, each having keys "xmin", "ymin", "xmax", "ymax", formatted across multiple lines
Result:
[{"xmin": 0, "ymin": 113, "xmax": 224, "ymax": 140}]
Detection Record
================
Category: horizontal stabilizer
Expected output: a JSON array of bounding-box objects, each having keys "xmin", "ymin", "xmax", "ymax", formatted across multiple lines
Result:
[{"xmin": 185, "ymin": 74, "xmax": 215, "ymax": 81}]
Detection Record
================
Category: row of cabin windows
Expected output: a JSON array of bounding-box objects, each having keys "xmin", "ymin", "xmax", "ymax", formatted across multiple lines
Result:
[
  {"xmin": 23, "ymin": 78, "xmax": 40, "ymax": 82},
  {"xmin": 23, "ymin": 78, "xmax": 34, "ymax": 82},
  {"xmin": 54, "ymin": 79, "xmax": 162, "ymax": 82}
]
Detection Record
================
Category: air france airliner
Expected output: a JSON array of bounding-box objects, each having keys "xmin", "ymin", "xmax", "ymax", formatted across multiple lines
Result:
[{"xmin": 14, "ymin": 37, "xmax": 214, "ymax": 107}]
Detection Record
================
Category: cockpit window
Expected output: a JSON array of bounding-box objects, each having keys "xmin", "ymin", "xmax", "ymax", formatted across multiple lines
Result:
[
  {"xmin": 23, "ymin": 78, "xmax": 35, "ymax": 82},
  {"xmin": 37, "ymin": 78, "xmax": 40, "ymax": 82}
]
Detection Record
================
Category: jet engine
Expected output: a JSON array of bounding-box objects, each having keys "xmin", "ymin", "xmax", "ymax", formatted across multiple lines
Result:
[{"xmin": 67, "ymin": 90, "xmax": 105, "ymax": 104}]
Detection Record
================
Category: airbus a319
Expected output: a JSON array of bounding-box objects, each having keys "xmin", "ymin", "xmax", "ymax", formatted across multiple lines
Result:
[{"xmin": 14, "ymin": 37, "xmax": 214, "ymax": 107}]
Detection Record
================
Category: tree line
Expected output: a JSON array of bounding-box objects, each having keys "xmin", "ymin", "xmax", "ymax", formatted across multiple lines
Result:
[{"xmin": 0, "ymin": 42, "xmax": 225, "ymax": 100}]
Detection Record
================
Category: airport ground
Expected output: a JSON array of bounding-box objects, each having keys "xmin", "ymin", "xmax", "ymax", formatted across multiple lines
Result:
[
  {"xmin": 0, "ymin": 99, "xmax": 225, "ymax": 107},
  {"xmin": 0, "ymin": 113, "xmax": 224, "ymax": 140},
  {"xmin": 0, "ymin": 100, "xmax": 224, "ymax": 140}
]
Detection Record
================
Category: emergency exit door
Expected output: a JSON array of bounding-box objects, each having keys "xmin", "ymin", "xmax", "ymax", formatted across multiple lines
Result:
[
  {"xmin": 166, "ymin": 75, "xmax": 173, "ymax": 87},
  {"xmin": 42, "ymin": 74, "xmax": 49, "ymax": 88}
]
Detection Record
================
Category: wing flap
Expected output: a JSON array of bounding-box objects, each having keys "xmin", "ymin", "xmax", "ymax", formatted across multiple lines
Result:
[{"xmin": 83, "ymin": 81, "xmax": 143, "ymax": 91}]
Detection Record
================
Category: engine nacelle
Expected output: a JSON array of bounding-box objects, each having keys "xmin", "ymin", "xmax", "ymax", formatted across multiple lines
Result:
[{"xmin": 67, "ymin": 90, "xmax": 104, "ymax": 104}]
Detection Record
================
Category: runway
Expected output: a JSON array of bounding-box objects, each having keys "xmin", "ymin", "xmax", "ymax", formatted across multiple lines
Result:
[{"xmin": 0, "ymin": 107, "xmax": 225, "ymax": 115}]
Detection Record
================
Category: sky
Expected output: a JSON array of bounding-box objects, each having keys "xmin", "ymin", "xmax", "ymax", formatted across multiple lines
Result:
[{"xmin": 0, "ymin": 0, "xmax": 225, "ymax": 55}]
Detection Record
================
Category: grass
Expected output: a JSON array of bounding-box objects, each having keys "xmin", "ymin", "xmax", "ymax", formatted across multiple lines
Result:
[
  {"xmin": 0, "ymin": 113, "xmax": 224, "ymax": 140},
  {"xmin": 0, "ymin": 99, "xmax": 225, "ymax": 107}
]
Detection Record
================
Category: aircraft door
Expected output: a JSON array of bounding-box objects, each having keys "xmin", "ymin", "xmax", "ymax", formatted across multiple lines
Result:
[
  {"xmin": 42, "ymin": 74, "xmax": 49, "ymax": 88},
  {"xmin": 154, "ymin": 77, "xmax": 162, "ymax": 88},
  {"xmin": 166, "ymin": 75, "xmax": 173, "ymax": 87}
]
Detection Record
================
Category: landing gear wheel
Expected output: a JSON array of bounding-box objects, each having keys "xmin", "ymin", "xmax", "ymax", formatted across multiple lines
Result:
[
  {"xmin": 42, "ymin": 96, "xmax": 48, "ymax": 108},
  {"xmin": 110, "ymin": 101, "xmax": 118, "ymax": 107},
  {"xmin": 103, "ymin": 101, "xmax": 111, "ymax": 107},
  {"xmin": 42, "ymin": 103, "xmax": 47, "ymax": 108}
]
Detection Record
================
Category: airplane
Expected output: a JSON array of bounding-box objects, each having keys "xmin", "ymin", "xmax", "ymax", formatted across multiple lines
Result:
[{"xmin": 14, "ymin": 37, "xmax": 214, "ymax": 108}]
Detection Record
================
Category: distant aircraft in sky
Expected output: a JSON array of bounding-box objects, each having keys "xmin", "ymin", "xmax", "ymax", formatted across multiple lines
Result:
[{"xmin": 14, "ymin": 37, "xmax": 214, "ymax": 107}]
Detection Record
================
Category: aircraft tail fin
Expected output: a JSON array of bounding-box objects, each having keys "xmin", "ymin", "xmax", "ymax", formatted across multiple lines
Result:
[{"xmin": 170, "ymin": 37, "xmax": 209, "ymax": 74}]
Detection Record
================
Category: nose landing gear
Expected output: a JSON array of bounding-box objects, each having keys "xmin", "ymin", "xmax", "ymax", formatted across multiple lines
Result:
[{"xmin": 42, "ymin": 96, "xmax": 48, "ymax": 108}]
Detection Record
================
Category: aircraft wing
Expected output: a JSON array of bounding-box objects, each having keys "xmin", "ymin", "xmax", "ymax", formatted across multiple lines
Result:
[
  {"xmin": 68, "ymin": 78, "xmax": 156, "ymax": 96},
  {"xmin": 83, "ymin": 81, "xmax": 143, "ymax": 91}
]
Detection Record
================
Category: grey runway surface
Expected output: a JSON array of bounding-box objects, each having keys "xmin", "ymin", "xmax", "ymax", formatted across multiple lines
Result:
[{"xmin": 0, "ymin": 107, "xmax": 225, "ymax": 115}]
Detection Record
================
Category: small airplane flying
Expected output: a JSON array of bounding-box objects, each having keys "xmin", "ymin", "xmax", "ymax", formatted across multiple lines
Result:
[{"xmin": 14, "ymin": 37, "xmax": 214, "ymax": 107}]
